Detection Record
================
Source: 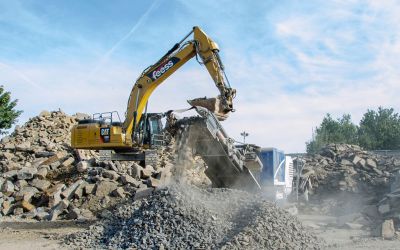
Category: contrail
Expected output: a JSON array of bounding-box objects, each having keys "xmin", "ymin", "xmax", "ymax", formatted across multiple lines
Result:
[
  {"xmin": 0, "ymin": 62, "xmax": 41, "ymax": 89},
  {"xmin": 90, "ymin": 0, "xmax": 160, "ymax": 75}
]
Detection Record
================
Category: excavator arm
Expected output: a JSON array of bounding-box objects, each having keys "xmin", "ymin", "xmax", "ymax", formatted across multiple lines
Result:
[{"xmin": 123, "ymin": 26, "xmax": 236, "ymax": 138}]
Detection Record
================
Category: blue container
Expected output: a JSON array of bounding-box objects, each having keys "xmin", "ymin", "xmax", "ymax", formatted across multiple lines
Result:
[{"xmin": 258, "ymin": 148, "xmax": 286, "ymax": 186}]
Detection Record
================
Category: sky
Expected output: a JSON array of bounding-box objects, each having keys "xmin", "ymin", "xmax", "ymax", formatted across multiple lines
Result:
[{"xmin": 1, "ymin": 0, "xmax": 400, "ymax": 153}]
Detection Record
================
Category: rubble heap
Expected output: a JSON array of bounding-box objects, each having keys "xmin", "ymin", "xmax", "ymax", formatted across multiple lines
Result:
[
  {"xmin": 295, "ymin": 144, "xmax": 400, "ymax": 237},
  {"xmin": 65, "ymin": 184, "xmax": 321, "ymax": 249},
  {"xmin": 0, "ymin": 111, "xmax": 174, "ymax": 220}
]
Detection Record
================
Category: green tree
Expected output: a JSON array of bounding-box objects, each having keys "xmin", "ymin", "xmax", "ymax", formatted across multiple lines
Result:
[
  {"xmin": 306, "ymin": 113, "xmax": 358, "ymax": 154},
  {"xmin": 358, "ymin": 107, "xmax": 400, "ymax": 150},
  {"xmin": 0, "ymin": 86, "xmax": 22, "ymax": 134}
]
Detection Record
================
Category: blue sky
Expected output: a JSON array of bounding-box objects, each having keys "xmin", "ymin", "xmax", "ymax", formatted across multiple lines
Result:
[{"xmin": 1, "ymin": 0, "xmax": 400, "ymax": 152}]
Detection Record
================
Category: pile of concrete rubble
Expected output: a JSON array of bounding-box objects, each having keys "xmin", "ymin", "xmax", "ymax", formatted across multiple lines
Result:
[
  {"xmin": 0, "ymin": 110, "xmax": 174, "ymax": 221},
  {"xmin": 295, "ymin": 144, "xmax": 400, "ymax": 238},
  {"xmin": 65, "ymin": 184, "xmax": 321, "ymax": 249}
]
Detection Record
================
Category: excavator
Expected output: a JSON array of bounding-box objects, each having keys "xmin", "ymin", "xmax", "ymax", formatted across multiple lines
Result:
[{"xmin": 71, "ymin": 26, "xmax": 262, "ymax": 189}]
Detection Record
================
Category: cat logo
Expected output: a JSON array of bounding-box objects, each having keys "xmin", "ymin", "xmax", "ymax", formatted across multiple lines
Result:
[{"xmin": 100, "ymin": 127, "xmax": 111, "ymax": 143}]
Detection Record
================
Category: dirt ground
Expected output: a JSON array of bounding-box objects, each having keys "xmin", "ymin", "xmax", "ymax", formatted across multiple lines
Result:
[
  {"xmin": 298, "ymin": 214, "xmax": 400, "ymax": 250},
  {"xmin": 0, "ymin": 219, "xmax": 92, "ymax": 250},
  {"xmin": 0, "ymin": 215, "xmax": 399, "ymax": 249}
]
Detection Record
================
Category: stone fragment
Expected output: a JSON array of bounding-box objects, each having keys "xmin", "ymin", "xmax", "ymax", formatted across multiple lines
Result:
[
  {"xmin": 2, "ymin": 200, "xmax": 14, "ymax": 215},
  {"xmin": 61, "ymin": 180, "xmax": 84, "ymax": 200},
  {"xmin": 84, "ymin": 184, "xmax": 95, "ymax": 195},
  {"xmin": 381, "ymin": 219, "xmax": 395, "ymax": 240},
  {"xmin": 15, "ymin": 141, "xmax": 31, "ymax": 152},
  {"xmin": 67, "ymin": 207, "xmax": 81, "ymax": 220},
  {"xmin": 95, "ymin": 181, "xmax": 118, "ymax": 197},
  {"xmin": 2, "ymin": 170, "xmax": 18, "ymax": 179},
  {"xmin": 366, "ymin": 159, "xmax": 377, "ymax": 169},
  {"xmin": 352, "ymin": 155, "xmax": 362, "ymax": 165},
  {"xmin": 15, "ymin": 186, "xmax": 39, "ymax": 202},
  {"xmin": 112, "ymin": 187, "xmax": 125, "ymax": 198},
  {"xmin": 17, "ymin": 167, "xmax": 38, "ymax": 180},
  {"xmin": 148, "ymin": 177, "xmax": 161, "ymax": 188},
  {"xmin": 50, "ymin": 161, "xmax": 61, "ymax": 170},
  {"xmin": 35, "ymin": 167, "xmax": 48, "ymax": 179},
  {"xmin": 61, "ymin": 157, "xmax": 75, "ymax": 167},
  {"xmin": 378, "ymin": 203, "xmax": 391, "ymax": 214},
  {"xmin": 49, "ymin": 199, "xmax": 69, "ymax": 221},
  {"xmin": 120, "ymin": 174, "xmax": 140, "ymax": 187},
  {"xmin": 130, "ymin": 163, "xmax": 143, "ymax": 179},
  {"xmin": 15, "ymin": 179, "xmax": 28, "ymax": 189},
  {"xmin": 1, "ymin": 180, "xmax": 14, "ymax": 196},
  {"xmin": 76, "ymin": 161, "xmax": 89, "ymax": 172},
  {"xmin": 46, "ymin": 183, "xmax": 66, "ymax": 208},
  {"xmin": 3, "ymin": 143, "xmax": 15, "ymax": 150},
  {"xmin": 141, "ymin": 168, "xmax": 153, "ymax": 179},
  {"xmin": 102, "ymin": 170, "xmax": 119, "ymax": 180},
  {"xmin": 134, "ymin": 187, "xmax": 154, "ymax": 200},
  {"xmin": 21, "ymin": 200, "xmax": 35, "ymax": 211},
  {"xmin": 41, "ymin": 152, "xmax": 67, "ymax": 166},
  {"xmin": 73, "ymin": 181, "xmax": 87, "ymax": 199},
  {"xmin": 13, "ymin": 207, "xmax": 24, "ymax": 215},
  {"xmin": 31, "ymin": 178, "xmax": 51, "ymax": 191}
]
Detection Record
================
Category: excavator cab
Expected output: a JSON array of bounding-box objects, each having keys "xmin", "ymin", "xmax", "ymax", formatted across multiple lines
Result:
[{"xmin": 134, "ymin": 113, "xmax": 164, "ymax": 148}]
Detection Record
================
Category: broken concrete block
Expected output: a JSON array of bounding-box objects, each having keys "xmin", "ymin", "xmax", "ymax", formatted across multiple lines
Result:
[
  {"xmin": 46, "ymin": 183, "xmax": 66, "ymax": 208},
  {"xmin": 147, "ymin": 177, "xmax": 161, "ymax": 188},
  {"xmin": 84, "ymin": 184, "xmax": 95, "ymax": 195},
  {"xmin": 13, "ymin": 207, "xmax": 24, "ymax": 215},
  {"xmin": 76, "ymin": 161, "xmax": 90, "ymax": 173},
  {"xmin": 21, "ymin": 200, "xmax": 35, "ymax": 212},
  {"xmin": 35, "ymin": 167, "xmax": 48, "ymax": 179},
  {"xmin": 61, "ymin": 157, "xmax": 75, "ymax": 167},
  {"xmin": 352, "ymin": 155, "xmax": 362, "ymax": 165},
  {"xmin": 102, "ymin": 170, "xmax": 119, "ymax": 180},
  {"xmin": 2, "ymin": 170, "xmax": 18, "ymax": 179},
  {"xmin": 381, "ymin": 219, "xmax": 395, "ymax": 240},
  {"xmin": 15, "ymin": 180, "xmax": 28, "ymax": 189},
  {"xmin": 50, "ymin": 161, "xmax": 61, "ymax": 170},
  {"xmin": 95, "ymin": 181, "xmax": 118, "ymax": 197},
  {"xmin": 73, "ymin": 181, "xmax": 87, "ymax": 199},
  {"xmin": 15, "ymin": 141, "xmax": 31, "ymax": 152},
  {"xmin": 378, "ymin": 204, "xmax": 391, "ymax": 214},
  {"xmin": 67, "ymin": 207, "xmax": 81, "ymax": 220},
  {"xmin": 3, "ymin": 143, "xmax": 15, "ymax": 150},
  {"xmin": 31, "ymin": 178, "xmax": 51, "ymax": 191},
  {"xmin": 49, "ymin": 199, "xmax": 69, "ymax": 221},
  {"xmin": 41, "ymin": 152, "xmax": 67, "ymax": 166},
  {"xmin": 141, "ymin": 168, "xmax": 153, "ymax": 179},
  {"xmin": 61, "ymin": 180, "xmax": 84, "ymax": 200},
  {"xmin": 15, "ymin": 186, "xmax": 39, "ymax": 202},
  {"xmin": 130, "ymin": 163, "xmax": 143, "ymax": 179},
  {"xmin": 17, "ymin": 167, "xmax": 38, "ymax": 180},
  {"xmin": 2, "ymin": 200, "xmax": 14, "ymax": 215},
  {"xmin": 134, "ymin": 187, "xmax": 154, "ymax": 200},
  {"xmin": 120, "ymin": 174, "xmax": 140, "ymax": 187},
  {"xmin": 112, "ymin": 187, "xmax": 125, "ymax": 198},
  {"xmin": 1, "ymin": 180, "xmax": 14, "ymax": 196},
  {"xmin": 366, "ymin": 158, "xmax": 377, "ymax": 169}
]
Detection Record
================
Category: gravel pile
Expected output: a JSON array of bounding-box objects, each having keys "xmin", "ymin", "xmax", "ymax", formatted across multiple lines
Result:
[{"xmin": 66, "ymin": 184, "xmax": 321, "ymax": 249}]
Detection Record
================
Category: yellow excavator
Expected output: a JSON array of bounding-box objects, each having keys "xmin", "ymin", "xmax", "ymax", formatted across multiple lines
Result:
[{"xmin": 71, "ymin": 26, "xmax": 236, "ymax": 164}]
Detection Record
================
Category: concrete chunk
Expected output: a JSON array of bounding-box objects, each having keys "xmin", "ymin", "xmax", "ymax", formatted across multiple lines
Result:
[
  {"xmin": 381, "ymin": 219, "xmax": 395, "ymax": 240},
  {"xmin": 102, "ymin": 170, "xmax": 119, "ymax": 180},
  {"xmin": 21, "ymin": 200, "xmax": 35, "ymax": 212},
  {"xmin": 1, "ymin": 180, "xmax": 14, "ymax": 196},
  {"xmin": 120, "ymin": 174, "xmax": 140, "ymax": 187},
  {"xmin": 31, "ymin": 178, "xmax": 51, "ymax": 191},
  {"xmin": 95, "ymin": 181, "xmax": 118, "ymax": 197},
  {"xmin": 41, "ymin": 152, "xmax": 67, "ymax": 166},
  {"xmin": 61, "ymin": 157, "xmax": 75, "ymax": 167},
  {"xmin": 17, "ymin": 167, "xmax": 38, "ymax": 180},
  {"xmin": 134, "ymin": 187, "xmax": 154, "ymax": 200},
  {"xmin": 61, "ymin": 180, "xmax": 84, "ymax": 200},
  {"xmin": 112, "ymin": 187, "xmax": 125, "ymax": 198},
  {"xmin": 49, "ymin": 199, "xmax": 69, "ymax": 221},
  {"xmin": 46, "ymin": 183, "xmax": 66, "ymax": 208}
]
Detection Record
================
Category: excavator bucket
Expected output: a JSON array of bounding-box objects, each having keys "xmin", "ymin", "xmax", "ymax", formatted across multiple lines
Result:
[{"xmin": 187, "ymin": 96, "xmax": 229, "ymax": 121}]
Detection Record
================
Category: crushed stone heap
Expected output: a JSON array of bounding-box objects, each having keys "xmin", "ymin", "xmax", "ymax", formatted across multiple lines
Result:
[{"xmin": 65, "ymin": 184, "xmax": 321, "ymax": 249}]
